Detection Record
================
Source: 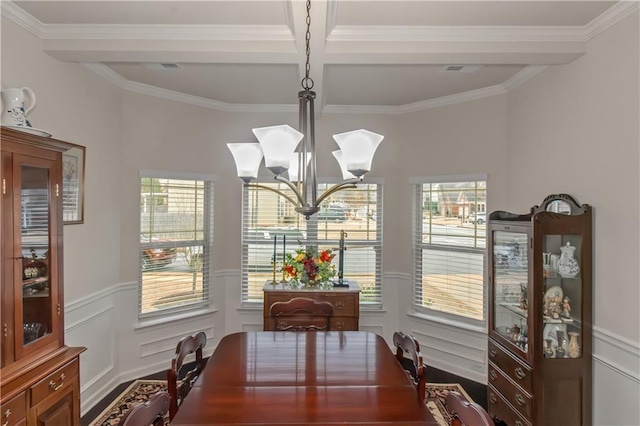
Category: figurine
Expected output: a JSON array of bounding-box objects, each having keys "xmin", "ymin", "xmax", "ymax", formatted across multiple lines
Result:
[
  {"xmin": 519, "ymin": 283, "xmax": 528, "ymax": 310},
  {"xmin": 561, "ymin": 296, "xmax": 571, "ymax": 319}
]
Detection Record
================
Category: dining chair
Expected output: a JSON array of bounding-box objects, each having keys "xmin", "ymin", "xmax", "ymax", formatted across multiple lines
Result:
[
  {"xmin": 167, "ymin": 331, "xmax": 207, "ymax": 421},
  {"xmin": 445, "ymin": 391, "xmax": 494, "ymax": 426},
  {"xmin": 117, "ymin": 391, "xmax": 169, "ymax": 426},
  {"xmin": 269, "ymin": 297, "xmax": 334, "ymax": 331},
  {"xmin": 393, "ymin": 331, "xmax": 426, "ymax": 401}
]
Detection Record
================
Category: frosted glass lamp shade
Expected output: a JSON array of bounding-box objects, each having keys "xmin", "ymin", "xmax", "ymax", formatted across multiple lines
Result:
[
  {"xmin": 253, "ymin": 124, "xmax": 303, "ymax": 176},
  {"xmin": 332, "ymin": 129, "xmax": 383, "ymax": 177},
  {"xmin": 287, "ymin": 152, "xmax": 312, "ymax": 183},
  {"xmin": 332, "ymin": 150, "xmax": 357, "ymax": 180},
  {"xmin": 227, "ymin": 143, "xmax": 264, "ymax": 183}
]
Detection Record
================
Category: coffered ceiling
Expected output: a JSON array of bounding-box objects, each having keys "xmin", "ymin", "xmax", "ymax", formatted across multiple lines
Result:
[{"xmin": 2, "ymin": 1, "xmax": 636, "ymax": 113}]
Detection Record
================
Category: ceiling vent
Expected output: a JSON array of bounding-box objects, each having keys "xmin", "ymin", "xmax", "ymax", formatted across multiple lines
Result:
[
  {"xmin": 145, "ymin": 63, "xmax": 183, "ymax": 71},
  {"xmin": 441, "ymin": 65, "xmax": 481, "ymax": 73}
]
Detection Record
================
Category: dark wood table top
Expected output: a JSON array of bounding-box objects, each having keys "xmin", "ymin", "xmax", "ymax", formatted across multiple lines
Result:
[{"xmin": 171, "ymin": 331, "xmax": 437, "ymax": 425}]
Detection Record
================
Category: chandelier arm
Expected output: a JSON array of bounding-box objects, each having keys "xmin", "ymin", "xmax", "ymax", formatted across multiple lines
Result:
[
  {"xmin": 246, "ymin": 183, "xmax": 302, "ymax": 208},
  {"xmin": 273, "ymin": 175, "xmax": 307, "ymax": 205},
  {"xmin": 314, "ymin": 179, "xmax": 361, "ymax": 207}
]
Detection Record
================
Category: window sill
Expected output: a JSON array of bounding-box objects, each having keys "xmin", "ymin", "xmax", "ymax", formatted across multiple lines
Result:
[
  {"xmin": 407, "ymin": 310, "xmax": 486, "ymax": 334},
  {"xmin": 134, "ymin": 306, "xmax": 218, "ymax": 331}
]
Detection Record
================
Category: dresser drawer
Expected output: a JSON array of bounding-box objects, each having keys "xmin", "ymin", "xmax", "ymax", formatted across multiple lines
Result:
[
  {"xmin": 329, "ymin": 317, "xmax": 358, "ymax": 331},
  {"xmin": 0, "ymin": 392, "xmax": 26, "ymax": 426},
  {"xmin": 264, "ymin": 292, "xmax": 358, "ymax": 318},
  {"xmin": 488, "ymin": 384, "xmax": 532, "ymax": 426},
  {"xmin": 30, "ymin": 359, "xmax": 79, "ymax": 406},
  {"xmin": 488, "ymin": 339, "xmax": 533, "ymax": 394},
  {"xmin": 488, "ymin": 362, "xmax": 533, "ymax": 419},
  {"xmin": 315, "ymin": 294, "xmax": 358, "ymax": 317}
]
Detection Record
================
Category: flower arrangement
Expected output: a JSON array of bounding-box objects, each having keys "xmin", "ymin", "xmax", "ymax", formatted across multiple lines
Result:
[{"xmin": 282, "ymin": 246, "xmax": 336, "ymax": 286}]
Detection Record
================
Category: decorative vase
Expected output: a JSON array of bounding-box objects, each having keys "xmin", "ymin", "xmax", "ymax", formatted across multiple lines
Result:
[
  {"xmin": 568, "ymin": 332, "xmax": 581, "ymax": 358},
  {"xmin": 1, "ymin": 87, "xmax": 36, "ymax": 128},
  {"xmin": 544, "ymin": 339, "xmax": 554, "ymax": 358},
  {"xmin": 555, "ymin": 330, "xmax": 567, "ymax": 358},
  {"xmin": 556, "ymin": 242, "xmax": 580, "ymax": 278}
]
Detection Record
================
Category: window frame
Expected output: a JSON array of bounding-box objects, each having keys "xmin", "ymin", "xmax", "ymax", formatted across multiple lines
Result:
[
  {"xmin": 240, "ymin": 178, "xmax": 383, "ymax": 307},
  {"xmin": 138, "ymin": 170, "xmax": 215, "ymax": 319},
  {"xmin": 411, "ymin": 174, "xmax": 487, "ymax": 325}
]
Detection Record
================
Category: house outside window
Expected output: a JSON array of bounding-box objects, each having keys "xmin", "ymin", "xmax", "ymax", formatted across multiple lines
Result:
[
  {"xmin": 412, "ymin": 176, "xmax": 487, "ymax": 321},
  {"xmin": 139, "ymin": 172, "xmax": 214, "ymax": 316},
  {"xmin": 242, "ymin": 181, "xmax": 383, "ymax": 306}
]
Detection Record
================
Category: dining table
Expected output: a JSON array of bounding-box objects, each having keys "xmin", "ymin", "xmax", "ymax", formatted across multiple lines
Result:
[{"xmin": 170, "ymin": 330, "xmax": 438, "ymax": 425}]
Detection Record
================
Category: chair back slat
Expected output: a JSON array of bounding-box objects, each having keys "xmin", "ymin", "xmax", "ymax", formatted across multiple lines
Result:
[
  {"xmin": 445, "ymin": 391, "xmax": 493, "ymax": 426},
  {"xmin": 118, "ymin": 391, "xmax": 169, "ymax": 426},
  {"xmin": 393, "ymin": 331, "xmax": 426, "ymax": 401},
  {"xmin": 167, "ymin": 331, "xmax": 207, "ymax": 421}
]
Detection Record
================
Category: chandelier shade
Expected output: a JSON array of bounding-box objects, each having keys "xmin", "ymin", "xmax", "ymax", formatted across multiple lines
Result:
[
  {"xmin": 227, "ymin": 143, "xmax": 263, "ymax": 183},
  {"xmin": 252, "ymin": 124, "xmax": 303, "ymax": 176},
  {"xmin": 331, "ymin": 150, "xmax": 357, "ymax": 180},
  {"xmin": 226, "ymin": 0, "xmax": 383, "ymax": 219},
  {"xmin": 332, "ymin": 129, "xmax": 383, "ymax": 177}
]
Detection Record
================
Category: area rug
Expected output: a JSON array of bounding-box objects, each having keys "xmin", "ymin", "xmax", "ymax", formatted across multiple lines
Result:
[{"xmin": 89, "ymin": 380, "xmax": 472, "ymax": 426}]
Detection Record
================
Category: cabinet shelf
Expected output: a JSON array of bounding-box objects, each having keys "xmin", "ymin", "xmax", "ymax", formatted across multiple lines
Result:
[{"xmin": 497, "ymin": 302, "xmax": 528, "ymax": 319}]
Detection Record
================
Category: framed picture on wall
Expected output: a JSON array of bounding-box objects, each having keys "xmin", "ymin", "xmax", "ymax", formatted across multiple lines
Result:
[{"xmin": 62, "ymin": 143, "xmax": 86, "ymax": 224}]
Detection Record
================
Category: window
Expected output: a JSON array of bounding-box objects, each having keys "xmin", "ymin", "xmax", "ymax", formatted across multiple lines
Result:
[
  {"xmin": 242, "ymin": 181, "xmax": 382, "ymax": 305},
  {"xmin": 139, "ymin": 172, "xmax": 214, "ymax": 316},
  {"xmin": 412, "ymin": 176, "xmax": 486, "ymax": 321}
]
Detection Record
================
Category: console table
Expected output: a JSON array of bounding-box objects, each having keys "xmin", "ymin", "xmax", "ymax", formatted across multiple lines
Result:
[{"xmin": 263, "ymin": 281, "xmax": 360, "ymax": 331}]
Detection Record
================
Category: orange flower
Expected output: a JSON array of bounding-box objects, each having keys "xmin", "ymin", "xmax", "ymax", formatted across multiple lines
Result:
[{"xmin": 319, "ymin": 250, "xmax": 333, "ymax": 263}]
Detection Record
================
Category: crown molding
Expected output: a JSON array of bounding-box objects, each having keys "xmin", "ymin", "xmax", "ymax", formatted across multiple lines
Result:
[
  {"xmin": 328, "ymin": 25, "xmax": 587, "ymax": 43},
  {"xmin": 1, "ymin": 0, "xmax": 46, "ymax": 37},
  {"xmin": 502, "ymin": 65, "xmax": 547, "ymax": 92},
  {"xmin": 1, "ymin": 1, "xmax": 294, "ymax": 41},
  {"xmin": 584, "ymin": 0, "xmax": 640, "ymax": 40},
  {"xmin": 86, "ymin": 62, "xmax": 544, "ymax": 115},
  {"xmin": 324, "ymin": 84, "xmax": 507, "ymax": 115},
  {"xmin": 5, "ymin": 0, "xmax": 634, "ymax": 44},
  {"xmin": 83, "ymin": 63, "xmax": 297, "ymax": 113}
]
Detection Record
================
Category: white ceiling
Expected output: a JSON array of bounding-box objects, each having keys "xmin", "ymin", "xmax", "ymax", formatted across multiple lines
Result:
[{"xmin": 3, "ymin": 1, "xmax": 636, "ymax": 113}]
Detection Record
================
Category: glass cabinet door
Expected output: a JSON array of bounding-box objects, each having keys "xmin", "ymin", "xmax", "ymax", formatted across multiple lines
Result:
[
  {"xmin": 492, "ymin": 229, "xmax": 529, "ymax": 355},
  {"xmin": 18, "ymin": 161, "xmax": 55, "ymax": 352},
  {"xmin": 541, "ymin": 235, "xmax": 582, "ymax": 359}
]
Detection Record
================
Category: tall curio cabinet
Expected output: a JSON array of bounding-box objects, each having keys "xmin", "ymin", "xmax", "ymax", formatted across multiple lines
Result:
[
  {"xmin": 487, "ymin": 194, "xmax": 592, "ymax": 426},
  {"xmin": 1, "ymin": 127, "xmax": 85, "ymax": 426}
]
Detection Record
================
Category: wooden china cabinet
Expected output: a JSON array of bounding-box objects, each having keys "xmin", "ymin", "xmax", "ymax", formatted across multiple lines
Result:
[
  {"xmin": 487, "ymin": 194, "xmax": 592, "ymax": 426},
  {"xmin": 1, "ymin": 127, "xmax": 86, "ymax": 426}
]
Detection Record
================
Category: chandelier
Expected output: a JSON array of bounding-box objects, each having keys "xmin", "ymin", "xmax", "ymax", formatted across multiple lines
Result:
[{"xmin": 227, "ymin": 0, "xmax": 383, "ymax": 219}]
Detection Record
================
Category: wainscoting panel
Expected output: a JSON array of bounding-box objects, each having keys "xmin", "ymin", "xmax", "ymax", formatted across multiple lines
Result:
[{"xmin": 68, "ymin": 270, "xmax": 639, "ymax": 424}]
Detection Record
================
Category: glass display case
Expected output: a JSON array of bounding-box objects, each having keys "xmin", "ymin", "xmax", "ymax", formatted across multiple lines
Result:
[
  {"xmin": 487, "ymin": 194, "xmax": 592, "ymax": 426},
  {"xmin": 1, "ymin": 127, "xmax": 85, "ymax": 426}
]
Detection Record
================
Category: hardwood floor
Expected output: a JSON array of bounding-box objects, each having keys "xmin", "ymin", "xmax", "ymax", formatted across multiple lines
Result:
[{"xmin": 81, "ymin": 362, "xmax": 487, "ymax": 425}]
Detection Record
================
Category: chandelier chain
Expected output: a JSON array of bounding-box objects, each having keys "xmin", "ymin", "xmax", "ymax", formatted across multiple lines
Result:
[{"xmin": 301, "ymin": 0, "xmax": 314, "ymax": 90}]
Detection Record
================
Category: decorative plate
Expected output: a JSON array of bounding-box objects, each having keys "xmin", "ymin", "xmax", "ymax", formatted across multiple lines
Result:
[{"xmin": 6, "ymin": 125, "xmax": 51, "ymax": 138}]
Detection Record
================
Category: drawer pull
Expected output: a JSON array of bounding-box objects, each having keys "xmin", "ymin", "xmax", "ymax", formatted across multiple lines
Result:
[
  {"xmin": 514, "ymin": 367, "xmax": 526, "ymax": 380},
  {"xmin": 489, "ymin": 369, "xmax": 497, "ymax": 381},
  {"xmin": 515, "ymin": 421, "xmax": 523, "ymax": 426},
  {"xmin": 515, "ymin": 393, "xmax": 526, "ymax": 406},
  {"xmin": 489, "ymin": 393, "xmax": 497, "ymax": 404},
  {"xmin": 2, "ymin": 408, "xmax": 11, "ymax": 426},
  {"xmin": 49, "ymin": 373, "xmax": 66, "ymax": 391},
  {"xmin": 489, "ymin": 347, "xmax": 497, "ymax": 358}
]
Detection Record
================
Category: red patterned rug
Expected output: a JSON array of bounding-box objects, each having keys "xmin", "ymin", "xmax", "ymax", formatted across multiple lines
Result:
[{"xmin": 89, "ymin": 380, "xmax": 471, "ymax": 425}]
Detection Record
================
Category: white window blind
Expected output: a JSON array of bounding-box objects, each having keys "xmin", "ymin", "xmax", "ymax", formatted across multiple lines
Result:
[
  {"xmin": 242, "ymin": 182, "xmax": 382, "ymax": 305},
  {"xmin": 412, "ymin": 178, "xmax": 486, "ymax": 321},
  {"xmin": 139, "ymin": 175, "xmax": 213, "ymax": 316}
]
